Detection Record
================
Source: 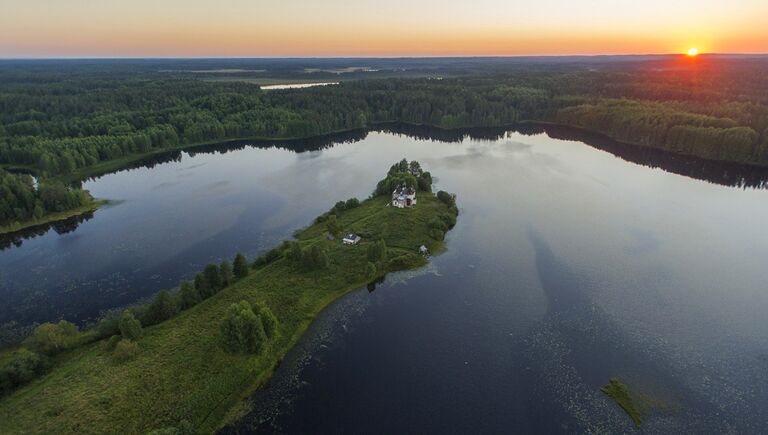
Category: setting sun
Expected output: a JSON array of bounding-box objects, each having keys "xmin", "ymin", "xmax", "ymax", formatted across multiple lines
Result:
[{"xmin": 687, "ymin": 47, "xmax": 699, "ymax": 56}]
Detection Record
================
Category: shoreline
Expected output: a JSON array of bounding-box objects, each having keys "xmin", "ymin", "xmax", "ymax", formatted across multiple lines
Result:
[
  {"xmin": 206, "ymin": 275, "xmax": 388, "ymax": 432},
  {"xmin": 0, "ymin": 182, "xmax": 458, "ymax": 434},
  {"xmin": 5, "ymin": 120, "xmax": 765, "ymax": 187},
  {"xmin": 2, "ymin": 119, "xmax": 765, "ymax": 246},
  {"xmin": 0, "ymin": 199, "xmax": 109, "ymax": 237}
]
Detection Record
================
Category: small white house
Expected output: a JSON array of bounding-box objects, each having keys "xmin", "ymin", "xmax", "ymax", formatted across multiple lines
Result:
[{"xmin": 342, "ymin": 234, "xmax": 361, "ymax": 245}]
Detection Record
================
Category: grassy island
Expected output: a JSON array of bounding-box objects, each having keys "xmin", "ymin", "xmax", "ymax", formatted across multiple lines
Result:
[{"xmin": 0, "ymin": 160, "xmax": 458, "ymax": 434}]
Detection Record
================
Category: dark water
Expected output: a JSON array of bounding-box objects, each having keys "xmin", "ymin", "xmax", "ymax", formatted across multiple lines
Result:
[{"xmin": 2, "ymin": 126, "xmax": 768, "ymax": 432}]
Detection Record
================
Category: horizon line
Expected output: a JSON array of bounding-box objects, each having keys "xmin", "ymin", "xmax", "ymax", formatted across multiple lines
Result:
[{"xmin": 2, "ymin": 53, "xmax": 768, "ymax": 61}]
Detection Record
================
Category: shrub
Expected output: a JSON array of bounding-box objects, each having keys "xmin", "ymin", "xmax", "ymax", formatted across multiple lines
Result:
[
  {"xmin": 325, "ymin": 214, "xmax": 341, "ymax": 237},
  {"xmin": 219, "ymin": 261, "xmax": 233, "ymax": 287},
  {"xmin": 118, "ymin": 311, "xmax": 142, "ymax": 340},
  {"xmin": 375, "ymin": 173, "xmax": 417, "ymax": 196},
  {"xmin": 387, "ymin": 253, "xmax": 424, "ymax": 269},
  {"xmin": 194, "ymin": 272, "xmax": 211, "ymax": 298},
  {"xmin": 367, "ymin": 239, "xmax": 387, "ymax": 263},
  {"xmin": 417, "ymin": 172, "xmax": 432, "ymax": 192},
  {"xmin": 233, "ymin": 253, "xmax": 249, "ymax": 278},
  {"xmin": 263, "ymin": 248, "xmax": 282, "ymax": 262},
  {"xmin": 253, "ymin": 303, "xmax": 279, "ymax": 339},
  {"xmin": 345, "ymin": 197, "xmax": 360, "ymax": 209},
  {"xmin": 429, "ymin": 228, "xmax": 445, "ymax": 241},
  {"xmin": 365, "ymin": 262, "xmax": 377, "ymax": 279},
  {"xmin": 286, "ymin": 241, "xmax": 303, "ymax": 262},
  {"xmin": 220, "ymin": 301, "xmax": 267, "ymax": 354},
  {"xmin": 428, "ymin": 216, "xmax": 448, "ymax": 231},
  {"xmin": 436, "ymin": 190, "xmax": 455, "ymax": 207},
  {"xmin": 178, "ymin": 281, "xmax": 200, "ymax": 310},
  {"xmin": 332, "ymin": 201, "xmax": 347, "ymax": 213},
  {"xmin": 203, "ymin": 264, "xmax": 222, "ymax": 292},
  {"xmin": 143, "ymin": 291, "xmax": 177, "ymax": 326},
  {"xmin": 113, "ymin": 340, "xmax": 140, "ymax": 363},
  {"xmin": 302, "ymin": 245, "xmax": 329, "ymax": 270},
  {"xmin": 0, "ymin": 349, "xmax": 48, "ymax": 396},
  {"xmin": 105, "ymin": 335, "xmax": 122, "ymax": 351},
  {"xmin": 26, "ymin": 320, "xmax": 79, "ymax": 355},
  {"xmin": 439, "ymin": 212, "xmax": 457, "ymax": 229},
  {"xmin": 94, "ymin": 312, "xmax": 121, "ymax": 340}
]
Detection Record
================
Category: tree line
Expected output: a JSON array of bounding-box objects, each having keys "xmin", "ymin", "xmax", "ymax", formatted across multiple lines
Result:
[
  {"xmin": 0, "ymin": 252, "xmax": 253, "ymax": 396},
  {"xmin": 0, "ymin": 169, "xmax": 91, "ymax": 227},
  {"xmin": 2, "ymin": 61, "xmax": 768, "ymax": 228},
  {"xmin": 556, "ymin": 99, "xmax": 766, "ymax": 164}
]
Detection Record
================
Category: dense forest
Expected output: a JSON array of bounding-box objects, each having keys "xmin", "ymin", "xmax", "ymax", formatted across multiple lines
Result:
[
  {"xmin": 1, "ymin": 57, "xmax": 768, "ymax": 227},
  {"xmin": 0, "ymin": 169, "xmax": 91, "ymax": 228}
]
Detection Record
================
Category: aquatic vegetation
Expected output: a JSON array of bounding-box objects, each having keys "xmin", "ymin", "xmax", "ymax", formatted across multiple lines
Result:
[{"xmin": 601, "ymin": 377, "xmax": 643, "ymax": 426}]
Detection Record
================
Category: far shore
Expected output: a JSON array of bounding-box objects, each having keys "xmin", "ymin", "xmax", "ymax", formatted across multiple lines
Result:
[{"xmin": 4, "ymin": 121, "xmax": 767, "ymax": 190}]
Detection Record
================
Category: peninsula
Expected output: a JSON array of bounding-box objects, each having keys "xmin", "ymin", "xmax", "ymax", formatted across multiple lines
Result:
[{"xmin": 0, "ymin": 160, "xmax": 458, "ymax": 434}]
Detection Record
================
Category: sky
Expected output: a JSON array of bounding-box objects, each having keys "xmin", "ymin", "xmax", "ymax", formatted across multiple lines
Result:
[{"xmin": 1, "ymin": 0, "xmax": 767, "ymax": 58}]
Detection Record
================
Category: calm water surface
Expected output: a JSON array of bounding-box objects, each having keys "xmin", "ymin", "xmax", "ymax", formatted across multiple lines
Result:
[{"xmin": 2, "ymin": 127, "xmax": 768, "ymax": 432}]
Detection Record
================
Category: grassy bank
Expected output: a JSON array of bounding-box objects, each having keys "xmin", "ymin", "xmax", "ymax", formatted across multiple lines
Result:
[
  {"xmin": 0, "ymin": 199, "xmax": 109, "ymax": 236},
  {"xmin": 0, "ymin": 192, "xmax": 456, "ymax": 434}
]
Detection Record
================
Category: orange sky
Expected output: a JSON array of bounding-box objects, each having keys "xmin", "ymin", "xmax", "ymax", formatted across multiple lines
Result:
[{"xmin": 1, "ymin": 0, "xmax": 767, "ymax": 57}]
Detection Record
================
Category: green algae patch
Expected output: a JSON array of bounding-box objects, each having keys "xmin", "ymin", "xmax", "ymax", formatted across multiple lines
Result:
[{"xmin": 601, "ymin": 377, "xmax": 643, "ymax": 426}]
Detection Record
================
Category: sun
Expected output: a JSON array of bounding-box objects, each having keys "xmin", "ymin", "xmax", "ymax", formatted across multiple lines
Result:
[{"xmin": 687, "ymin": 47, "xmax": 699, "ymax": 56}]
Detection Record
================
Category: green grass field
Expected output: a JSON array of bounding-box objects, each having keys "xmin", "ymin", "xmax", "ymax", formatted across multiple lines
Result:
[{"xmin": 0, "ymin": 193, "xmax": 455, "ymax": 434}]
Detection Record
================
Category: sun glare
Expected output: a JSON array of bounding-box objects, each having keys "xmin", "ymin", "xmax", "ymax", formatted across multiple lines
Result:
[{"xmin": 687, "ymin": 47, "xmax": 699, "ymax": 56}]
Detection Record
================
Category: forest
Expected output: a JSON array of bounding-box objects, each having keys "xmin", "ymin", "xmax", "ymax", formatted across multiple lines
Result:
[
  {"xmin": 0, "ymin": 169, "xmax": 91, "ymax": 228},
  {"xmin": 1, "ymin": 57, "xmax": 767, "ymax": 227}
]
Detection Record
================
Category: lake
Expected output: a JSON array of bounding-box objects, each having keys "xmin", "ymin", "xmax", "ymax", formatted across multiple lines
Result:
[{"xmin": 2, "ymin": 125, "xmax": 768, "ymax": 432}]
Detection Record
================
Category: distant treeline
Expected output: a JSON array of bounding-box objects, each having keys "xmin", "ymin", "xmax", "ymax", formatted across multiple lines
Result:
[
  {"xmin": 1, "ymin": 59, "xmax": 768, "ymax": 181},
  {"xmin": 557, "ymin": 99, "xmax": 763, "ymax": 163}
]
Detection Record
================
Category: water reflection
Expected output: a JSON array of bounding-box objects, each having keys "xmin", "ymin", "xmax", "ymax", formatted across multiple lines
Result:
[
  {"xmin": 521, "ymin": 228, "xmax": 726, "ymax": 432},
  {"xmin": 0, "ymin": 211, "xmax": 95, "ymax": 251},
  {"xmin": 68, "ymin": 123, "xmax": 768, "ymax": 190},
  {"xmin": 75, "ymin": 130, "xmax": 371, "ymax": 184},
  {"xmin": 224, "ymin": 223, "xmax": 767, "ymax": 433},
  {"xmin": 2, "ymin": 124, "xmax": 767, "ymax": 431},
  {"xmin": 2, "ymin": 124, "xmax": 767, "ymax": 327},
  {"xmin": 525, "ymin": 123, "xmax": 768, "ymax": 190}
]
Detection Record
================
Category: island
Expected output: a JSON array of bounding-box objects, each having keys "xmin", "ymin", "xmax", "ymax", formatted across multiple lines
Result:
[{"xmin": 0, "ymin": 160, "xmax": 458, "ymax": 434}]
